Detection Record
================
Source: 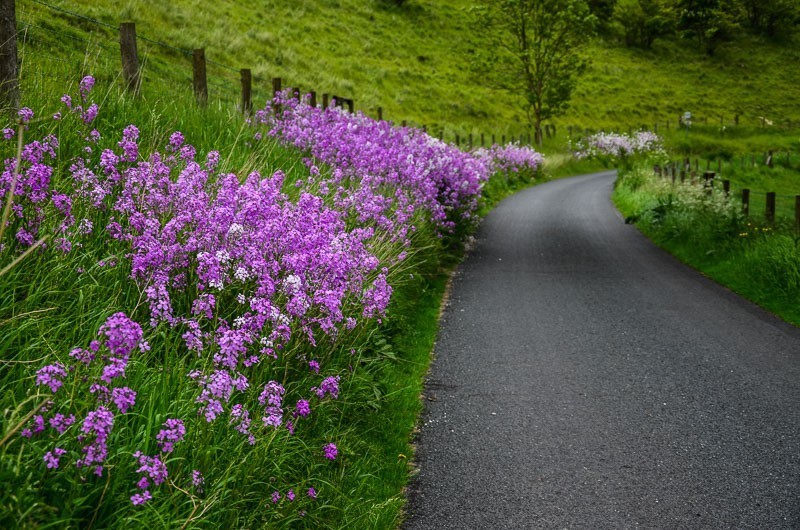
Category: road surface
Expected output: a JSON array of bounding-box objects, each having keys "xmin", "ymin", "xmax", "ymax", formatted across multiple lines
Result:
[{"xmin": 404, "ymin": 171, "xmax": 800, "ymax": 529}]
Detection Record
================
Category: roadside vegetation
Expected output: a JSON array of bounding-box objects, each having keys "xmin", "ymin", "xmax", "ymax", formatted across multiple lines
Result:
[
  {"xmin": 2, "ymin": 0, "xmax": 799, "ymax": 528},
  {"xmin": 0, "ymin": 64, "xmax": 543, "ymax": 527},
  {"xmin": 576, "ymin": 131, "xmax": 800, "ymax": 326}
]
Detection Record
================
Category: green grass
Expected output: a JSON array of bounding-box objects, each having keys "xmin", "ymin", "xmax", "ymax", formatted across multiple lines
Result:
[
  {"xmin": 5, "ymin": 1, "xmax": 800, "ymax": 526},
  {"xmin": 1, "ymin": 24, "xmax": 549, "ymax": 526},
  {"xmin": 613, "ymin": 163, "xmax": 800, "ymax": 326},
  {"xmin": 15, "ymin": 0, "xmax": 800, "ymax": 143}
]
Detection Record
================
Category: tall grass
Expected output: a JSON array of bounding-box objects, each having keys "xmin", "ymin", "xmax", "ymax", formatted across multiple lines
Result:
[{"xmin": 1, "ymin": 35, "xmax": 547, "ymax": 526}]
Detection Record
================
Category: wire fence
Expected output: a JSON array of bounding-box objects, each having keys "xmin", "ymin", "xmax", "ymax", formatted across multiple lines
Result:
[{"xmin": 653, "ymin": 161, "xmax": 800, "ymax": 231}]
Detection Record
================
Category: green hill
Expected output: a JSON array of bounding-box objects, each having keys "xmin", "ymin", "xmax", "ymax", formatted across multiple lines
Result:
[{"xmin": 17, "ymin": 0, "xmax": 800, "ymax": 139}]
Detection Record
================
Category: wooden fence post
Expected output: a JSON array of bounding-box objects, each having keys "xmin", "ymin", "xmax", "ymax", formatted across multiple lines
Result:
[
  {"xmin": 481, "ymin": 133, "xmax": 485, "ymax": 147},
  {"xmin": 309, "ymin": 90, "xmax": 316, "ymax": 108},
  {"xmin": 192, "ymin": 49, "xmax": 207, "ymax": 106},
  {"xmin": 742, "ymin": 189, "xmax": 750, "ymax": 216},
  {"xmin": 346, "ymin": 98, "xmax": 354, "ymax": 113},
  {"xmin": 722, "ymin": 180, "xmax": 730, "ymax": 196},
  {"xmin": 240, "ymin": 69, "xmax": 252, "ymax": 115},
  {"xmin": 322, "ymin": 93, "xmax": 329, "ymax": 109},
  {"xmin": 272, "ymin": 77, "xmax": 282, "ymax": 99},
  {"xmin": 766, "ymin": 192, "xmax": 776, "ymax": 224},
  {"xmin": 468, "ymin": 133, "xmax": 473, "ymax": 148},
  {"xmin": 377, "ymin": 106, "xmax": 382, "ymax": 120},
  {"xmin": 120, "ymin": 22, "xmax": 141, "ymax": 95},
  {"xmin": 455, "ymin": 134, "xmax": 460, "ymax": 146},
  {"xmin": 0, "ymin": 0, "xmax": 19, "ymax": 113}
]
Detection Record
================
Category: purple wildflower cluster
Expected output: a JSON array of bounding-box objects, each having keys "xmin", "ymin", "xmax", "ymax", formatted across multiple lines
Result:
[
  {"xmin": 473, "ymin": 143, "xmax": 545, "ymax": 175},
  {"xmin": 253, "ymin": 92, "xmax": 491, "ymax": 237},
  {"xmin": 0, "ymin": 76, "xmax": 104, "ymax": 253},
  {"xmin": 24, "ymin": 312, "xmax": 146, "ymax": 478},
  {"xmin": 9, "ymin": 75, "xmax": 535, "ymax": 515},
  {"xmin": 323, "ymin": 442, "xmax": 338, "ymax": 461},
  {"xmin": 131, "ymin": 451, "xmax": 168, "ymax": 505},
  {"xmin": 573, "ymin": 131, "xmax": 664, "ymax": 162}
]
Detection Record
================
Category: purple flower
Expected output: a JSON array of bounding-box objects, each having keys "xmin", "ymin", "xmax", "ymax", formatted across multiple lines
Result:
[
  {"xmin": 49, "ymin": 413, "xmax": 76, "ymax": 434},
  {"xmin": 315, "ymin": 376, "xmax": 340, "ymax": 399},
  {"xmin": 294, "ymin": 399, "xmax": 311, "ymax": 417},
  {"xmin": 131, "ymin": 490, "xmax": 152, "ymax": 506},
  {"xmin": 119, "ymin": 125, "xmax": 140, "ymax": 162},
  {"xmin": 287, "ymin": 489, "xmax": 295, "ymax": 501},
  {"xmin": 111, "ymin": 386, "xmax": 137, "ymax": 413},
  {"xmin": 323, "ymin": 443, "xmax": 338, "ymax": 461},
  {"xmin": 156, "ymin": 418, "xmax": 186, "ymax": 453},
  {"xmin": 43, "ymin": 447, "xmax": 67, "ymax": 469},
  {"xmin": 271, "ymin": 491, "xmax": 281, "ymax": 503},
  {"xmin": 133, "ymin": 451, "xmax": 168, "ymax": 488},
  {"xmin": 35, "ymin": 363, "xmax": 68, "ymax": 393},
  {"xmin": 18, "ymin": 107, "xmax": 34, "ymax": 123},
  {"xmin": 76, "ymin": 406, "xmax": 114, "ymax": 471},
  {"xmin": 308, "ymin": 360, "xmax": 320, "ymax": 373},
  {"xmin": 82, "ymin": 103, "xmax": 99, "ymax": 125},
  {"xmin": 191, "ymin": 470, "xmax": 204, "ymax": 492},
  {"xmin": 79, "ymin": 75, "xmax": 95, "ymax": 101},
  {"xmin": 168, "ymin": 131, "xmax": 185, "ymax": 151},
  {"xmin": 307, "ymin": 487, "xmax": 317, "ymax": 499},
  {"xmin": 3, "ymin": 128, "xmax": 14, "ymax": 139},
  {"xmin": 100, "ymin": 312, "xmax": 143, "ymax": 358}
]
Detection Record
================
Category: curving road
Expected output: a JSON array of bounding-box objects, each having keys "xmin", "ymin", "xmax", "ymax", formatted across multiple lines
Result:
[{"xmin": 404, "ymin": 171, "xmax": 800, "ymax": 529}]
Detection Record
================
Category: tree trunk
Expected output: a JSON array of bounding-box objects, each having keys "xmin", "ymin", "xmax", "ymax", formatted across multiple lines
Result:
[{"xmin": 0, "ymin": 0, "xmax": 19, "ymax": 113}]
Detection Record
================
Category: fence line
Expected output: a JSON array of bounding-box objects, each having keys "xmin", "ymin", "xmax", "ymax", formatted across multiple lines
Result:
[
  {"xmin": 653, "ymin": 161, "xmax": 800, "ymax": 231},
  {"xmin": 9, "ymin": 1, "xmax": 800, "ymax": 148}
]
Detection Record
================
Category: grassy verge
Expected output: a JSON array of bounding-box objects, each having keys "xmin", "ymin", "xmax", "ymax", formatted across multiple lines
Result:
[
  {"xmin": 1, "ymin": 49, "xmax": 548, "ymax": 527},
  {"xmin": 613, "ymin": 163, "xmax": 800, "ymax": 326}
]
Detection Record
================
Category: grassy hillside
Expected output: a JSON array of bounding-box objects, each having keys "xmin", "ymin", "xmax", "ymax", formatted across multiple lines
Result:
[{"xmin": 16, "ymin": 0, "xmax": 800, "ymax": 140}]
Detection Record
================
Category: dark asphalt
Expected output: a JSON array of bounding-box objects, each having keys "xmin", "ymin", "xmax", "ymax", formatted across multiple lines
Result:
[{"xmin": 403, "ymin": 171, "xmax": 800, "ymax": 529}]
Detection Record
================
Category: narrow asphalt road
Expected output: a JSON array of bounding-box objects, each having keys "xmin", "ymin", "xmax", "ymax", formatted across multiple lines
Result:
[{"xmin": 404, "ymin": 171, "xmax": 800, "ymax": 529}]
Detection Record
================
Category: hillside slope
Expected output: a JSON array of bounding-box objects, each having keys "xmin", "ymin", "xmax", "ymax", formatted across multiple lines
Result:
[{"xmin": 16, "ymin": 0, "xmax": 800, "ymax": 137}]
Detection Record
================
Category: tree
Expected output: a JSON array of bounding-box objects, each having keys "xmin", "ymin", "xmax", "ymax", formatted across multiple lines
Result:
[
  {"xmin": 587, "ymin": 0, "xmax": 618, "ymax": 32},
  {"xmin": 471, "ymin": 0, "xmax": 595, "ymax": 144},
  {"xmin": 677, "ymin": 0, "xmax": 741, "ymax": 55},
  {"xmin": 739, "ymin": 0, "xmax": 799, "ymax": 38},
  {"xmin": 613, "ymin": 0, "xmax": 675, "ymax": 48}
]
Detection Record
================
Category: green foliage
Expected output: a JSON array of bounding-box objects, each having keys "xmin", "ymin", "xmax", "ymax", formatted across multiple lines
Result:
[
  {"xmin": 469, "ymin": 0, "xmax": 596, "ymax": 139},
  {"xmin": 614, "ymin": 161, "xmax": 800, "ymax": 326},
  {"xmin": 612, "ymin": 0, "xmax": 676, "ymax": 48},
  {"xmin": 12, "ymin": 0, "xmax": 800, "ymax": 139},
  {"xmin": 588, "ymin": 0, "xmax": 619, "ymax": 30},
  {"xmin": 677, "ymin": 0, "xmax": 743, "ymax": 55},
  {"xmin": 740, "ymin": 0, "xmax": 800, "ymax": 38}
]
